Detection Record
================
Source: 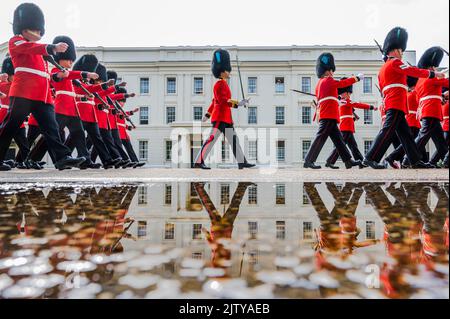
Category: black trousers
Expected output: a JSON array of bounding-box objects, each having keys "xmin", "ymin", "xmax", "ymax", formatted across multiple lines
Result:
[
  {"xmin": 0, "ymin": 97, "xmax": 70, "ymax": 162},
  {"xmin": 111, "ymin": 129, "xmax": 129, "ymax": 161},
  {"xmin": 16, "ymin": 125, "xmax": 41, "ymax": 162},
  {"xmin": 30, "ymin": 114, "xmax": 91, "ymax": 163},
  {"xmin": 430, "ymin": 131, "xmax": 449, "ymax": 164},
  {"xmin": 326, "ymin": 131, "xmax": 364, "ymax": 165},
  {"xmin": 67, "ymin": 121, "xmax": 113, "ymax": 164},
  {"xmin": 386, "ymin": 126, "xmax": 429, "ymax": 162},
  {"xmin": 365, "ymin": 109, "xmax": 421, "ymax": 164},
  {"xmin": 121, "ymin": 139, "xmax": 139, "ymax": 162},
  {"xmin": 11, "ymin": 127, "xmax": 30, "ymax": 163},
  {"xmin": 195, "ymin": 121, "xmax": 246, "ymax": 165},
  {"xmin": 304, "ymin": 119, "xmax": 352, "ymax": 164},
  {"xmin": 88, "ymin": 128, "xmax": 122, "ymax": 162}
]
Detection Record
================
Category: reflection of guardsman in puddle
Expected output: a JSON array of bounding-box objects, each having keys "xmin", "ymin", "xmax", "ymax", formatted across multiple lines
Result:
[
  {"xmin": 304, "ymin": 183, "xmax": 379, "ymax": 271},
  {"xmin": 193, "ymin": 182, "xmax": 252, "ymax": 272},
  {"xmin": 365, "ymin": 183, "xmax": 448, "ymax": 298}
]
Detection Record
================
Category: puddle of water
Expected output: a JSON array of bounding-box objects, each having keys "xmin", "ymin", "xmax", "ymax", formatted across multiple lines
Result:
[{"xmin": 0, "ymin": 182, "xmax": 448, "ymax": 299}]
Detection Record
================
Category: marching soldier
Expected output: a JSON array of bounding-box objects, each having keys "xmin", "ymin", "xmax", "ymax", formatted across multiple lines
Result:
[
  {"xmin": 363, "ymin": 28, "xmax": 446, "ymax": 169},
  {"xmin": 431, "ymin": 89, "xmax": 449, "ymax": 167},
  {"xmin": 195, "ymin": 49, "xmax": 255, "ymax": 170},
  {"xmin": 303, "ymin": 53, "xmax": 363, "ymax": 169},
  {"xmin": 325, "ymin": 79, "xmax": 377, "ymax": 169}
]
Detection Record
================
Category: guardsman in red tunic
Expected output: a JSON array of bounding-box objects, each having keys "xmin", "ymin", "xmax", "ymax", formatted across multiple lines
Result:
[
  {"xmin": 0, "ymin": 57, "xmax": 31, "ymax": 170},
  {"xmin": 68, "ymin": 54, "xmax": 120, "ymax": 169},
  {"xmin": 430, "ymin": 89, "xmax": 449, "ymax": 167},
  {"xmin": 303, "ymin": 53, "xmax": 363, "ymax": 169},
  {"xmin": 325, "ymin": 79, "xmax": 377, "ymax": 169},
  {"xmin": 28, "ymin": 36, "xmax": 102, "ymax": 169},
  {"xmin": 363, "ymin": 28, "xmax": 446, "ymax": 169},
  {"xmin": 384, "ymin": 47, "xmax": 449, "ymax": 168},
  {"xmin": 194, "ymin": 49, "xmax": 255, "ymax": 170},
  {"xmin": 0, "ymin": 3, "xmax": 86, "ymax": 171}
]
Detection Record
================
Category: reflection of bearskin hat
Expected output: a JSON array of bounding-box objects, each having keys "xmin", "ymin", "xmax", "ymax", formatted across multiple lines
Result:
[
  {"xmin": 211, "ymin": 49, "xmax": 232, "ymax": 79},
  {"xmin": 407, "ymin": 76, "xmax": 418, "ymax": 89},
  {"xmin": 73, "ymin": 54, "xmax": 99, "ymax": 72},
  {"xmin": 1, "ymin": 57, "xmax": 15, "ymax": 76},
  {"xmin": 13, "ymin": 3, "xmax": 45, "ymax": 36},
  {"xmin": 316, "ymin": 53, "xmax": 336, "ymax": 78},
  {"xmin": 418, "ymin": 47, "xmax": 444, "ymax": 69},
  {"xmin": 383, "ymin": 27, "xmax": 408, "ymax": 55},
  {"xmin": 337, "ymin": 77, "xmax": 353, "ymax": 95},
  {"xmin": 95, "ymin": 64, "xmax": 108, "ymax": 82},
  {"xmin": 107, "ymin": 70, "xmax": 118, "ymax": 83},
  {"xmin": 52, "ymin": 36, "xmax": 76, "ymax": 62}
]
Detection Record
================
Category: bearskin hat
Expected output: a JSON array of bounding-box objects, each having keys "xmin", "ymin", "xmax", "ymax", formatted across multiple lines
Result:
[
  {"xmin": 95, "ymin": 64, "xmax": 108, "ymax": 82},
  {"xmin": 337, "ymin": 77, "xmax": 353, "ymax": 95},
  {"xmin": 383, "ymin": 27, "xmax": 408, "ymax": 55},
  {"xmin": 418, "ymin": 47, "xmax": 444, "ymax": 69},
  {"xmin": 13, "ymin": 3, "xmax": 45, "ymax": 36},
  {"xmin": 212, "ymin": 49, "xmax": 232, "ymax": 79},
  {"xmin": 52, "ymin": 36, "xmax": 76, "ymax": 62},
  {"xmin": 107, "ymin": 70, "xmax": 118, "ymax": 82},
  {"xmin": 73, "ymin": 54, "xmax": 99, "ymax": 73},
  {"xmin": 316, "ymin": 53, "xmax": 336, "ymax": 78},
  {"xmin": 1, "ymin": 57, "xmax": 14, "ymax": 76}
]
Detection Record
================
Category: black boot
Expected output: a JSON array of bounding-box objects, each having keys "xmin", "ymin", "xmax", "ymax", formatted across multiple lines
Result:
[
  {"xmin": 133, "ymin": 162, "xmax": 146, "ymax": 168},
  {"xmin": 325, "ymin": 162, "xmax": 339, "ymax": 169},
  {"xmin": 238, "ymin": 162, "xmax": 256, "ymax": 170},
  {"xmin": 26, "ymin": 160, "xmax": 43, "ymax": 170},
  {"xmin": 384, "ymin": 157, "xmax": 400, "ymax": 169},
  {"xmin": 410, "ymin": 160, "xmax": 434, "ymax": 169},
  {"xmin": 4, "ymin": 160, "xmax": 15, "ymax": 168},
  {"xmin": 193, "ymin": 163, "xmax": 211, "ymax": 170},
  {"xmin": 0, "ymin": 162, "xmax": 11, "ymax": 171},
  {"xmin": 304, "ymin": 162, "xmax": 321, "ymax": 169},
  {"xmin": 16, "ymin": 162, "xmax": 28, "ymax": 170},
  {"xmin": 55, "ymin": 156, "xmax": 86, "ymax": 171},
  {"xmin": 362, "ymin": 158, "xmax": 386, "ymax": 170},
  {"xmin": 344, "ymin": 159, "xmax": 362, "ymax": 169}
]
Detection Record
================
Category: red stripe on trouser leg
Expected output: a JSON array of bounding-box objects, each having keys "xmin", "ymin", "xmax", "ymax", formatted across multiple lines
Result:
[
  {"xmin": 195, "ymin": 123, "xmax": 221, "ymax": 164},
  {"xmin": 371, "ymin": 111, "xmax": 398, "ymax": 161}
]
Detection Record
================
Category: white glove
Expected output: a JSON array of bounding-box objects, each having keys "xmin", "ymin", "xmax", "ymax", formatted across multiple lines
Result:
[
  {"xmin": 237, "ymin": 98, "xmax": 251, "ymax": 107},
  {"xmin": 356, "ymin": 73, "xmax": 365, "ymax": 81},
  {"xmin": 202, "ymin": 114, "xmax": 211, "ymax": 122}
]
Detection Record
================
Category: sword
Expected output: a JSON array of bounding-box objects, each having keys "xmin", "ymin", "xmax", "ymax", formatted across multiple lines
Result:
[
  {"xmin": 236, "ymin": 54, "xmax": 247, "ymax": 108},
  {"xmin": 374, "ymin": 39, "xmax": 386, "ymax": 61},
  {"xmin": 291, "ymin": 89, "xmax": 317, "ymax": 98},
  {"xmin": 106, "ymin": 96, "xmax": 137, "ymax": 129}
]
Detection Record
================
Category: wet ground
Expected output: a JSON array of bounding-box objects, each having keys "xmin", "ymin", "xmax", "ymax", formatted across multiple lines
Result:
[{"xmin": 0, "ymin": 181, "xmax": 448, "ymax": 299}]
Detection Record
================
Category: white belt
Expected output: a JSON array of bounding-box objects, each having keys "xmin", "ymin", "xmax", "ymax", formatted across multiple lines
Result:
[
  {"xmin": 117, "ymin": 123, "xmax": 126, "ymax": 128},
  {"xmin": 0, "ymin": 105, "xmax": 9, "ymax": 109},
  {"xmin": 15, "ymin": 67, "xmax": 50, "ymax": 79},
  {"xmin": 78, "ymin": 100, "xmax": 95, "ymax": 106},
  {"xmin": 382, "ymin": 83, "xmax": 408, "ymax": 94},
  {"xmin": 408, "ymin": 111, "xmax": 417, "ymax": 115},
  {"xmin": 444, "ymin": 116, "xmax": 449, "ymax": 120},
  {"xmin": 340, "ymin": 115, "xmax": 354, "ymax": 120},
  {"xmin": 103, "ymin": 109, "xmax": 109, "ymax": 114},
  {"xmin": 318, "ymin": 96, "xmax": 340, "ymax": 105},
  {"xmin": 56, "ymin": 91, "xmax": 77, "ymax": 98},
  {"xmin": 419, "ymin": 95, "xmax": 443, "ymax": 103}
]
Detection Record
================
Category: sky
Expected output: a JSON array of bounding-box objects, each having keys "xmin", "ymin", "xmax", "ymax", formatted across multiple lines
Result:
[{"xmin": 0, "ymin": 0, "xmax": 448, "ymax": 64}]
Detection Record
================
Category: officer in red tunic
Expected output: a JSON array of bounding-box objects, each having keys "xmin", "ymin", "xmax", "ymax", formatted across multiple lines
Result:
[
  {"xmin": 384, "ymin": 47, "xmax": 449, "ymax": 168},
  {"xmin": 0, "ymin": 3, "xmax": 86, "ymax": 171},
  {"xmin": 325, "ymin": 79, "xmax": 377, "ymax": 169},
  {"xmin": 194, "ymin": 49, "xmax": 255, "ymax": 170},
  {"xmin": 0, "ymin": 57, "xmax": 30, "ymax": 170},
  {"xmin": 69, "ymin": 54, "xmax": 120, "ymax": 169},
  {"xmin": 430, "ymin": 89, "xmax": 449, "ymax": 167},
  {"xmin": 28, "ymin": 36, "xmax": 102, "ymax": 169},
  {"xmin": 363, "ymin": 28, "xmax": 446, "ymax": 169},
  {"xmin": 303, "ymin": 53, "xmax": 363, "ymax": 169}
]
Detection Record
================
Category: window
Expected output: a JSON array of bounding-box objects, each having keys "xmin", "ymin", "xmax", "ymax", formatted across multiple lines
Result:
[
  {"xmin": 167, "ymin": 77, "xmax": 177, "ymax": 94},
  {"xmin": 248, "ymin": 107, "xmax": 258, "ymax": 124},
  {"xmin": 221, "ymin": 184, "xmax": 230, "ymax": 205},
  {"xmin": 248, "ymin": 77, "xmax": 257, "ymax": 94},
  {"xmin": 364, "ymin": 109, "xmax": 373, "ymax": 125},
  {"xmin": 302, "ymin": 106, "xmax": 311, "ymax": 124},
  {"xmin": 140, "ymin": 78, "xmax": 149, "ymax": 95},
  {"xmin": 138, "ymin": 186, "xmax": 148, "ymax": 205},
  {"xmin": 192, "ymin": 252, "xmax": 203, "ymax": 260},
  {"xmin": 139, "ymin": 141, "xmax": 149, "ymax": 161},
  {"xmin": 364, "ymin": 140, "xmax": 373, "ymax": 155},
  {"xmin": 302, "ymin": 192, "xmax": 311, "ymax": 205},
  {"xmin": 193, "ymin": 77, "xmax": 204, "ymax": 95},
  {"xmin": 166, "ymin": 106, "xmax": 176, "ymax": 124},
  {"xmin": 222, "ymin": 140, "xmax": 230, "ymax": 162},
  {"xmin": 193, "ymin": 106, "xmax": 203, "ymax": 121},
  {"xmin": 277, "ymin": 140, "xmax": 286, "ymax": 162},
  {"xmin": 276, "ymin": 184, "xmax": 286, "ymax": 205},
  {"xmin": 302, "ymin": 140, "xmax": 311, "ymax": 161},
  {"xmin": 276, "ymin": 221, "xmax": 286, "ymax": 240},
  {"xmin": 192, "ymin": 224, "xmax": 203, "ymax": 240},
  {"xmin": 302, "ymin": 77, "xmax": 311, "ymax": 93},
  {"xmin": 275, "ymin": 107, "xmax": 285, "ymax": 125},
  {"xmin": 248, "ymin": 222, "xmax": 258, "ymax": 239},
  {"xmin": 139, "ymin": 107, "xmax": 149, "ymax": 125},
  {"xmin": 303, "ymin": 222, "xmax": 313, "ymax": 240},
  {"xmin": 275, "ymin": 77, "xmax": 285, "ymax": 93},
  {"xmin": 248, "ymin": 185, "xmax": 258, "ymax": 205},
  {"xmin": 165, "ymin": 140, "xmax": 173, "ymax": 162},
  {"xmin": 164, "ymin": 223, "xmax": 175, "ymax": 240},
  {"xmin": 138, "ymin": 221, "xmax": 147, "ymax": 238},
  {"xmin": 165, "ymin": 184, "xmax": 172, "ymax": 205},
  {"xmin": 363, "ymin": 77, "xmax": 373, "ymax": 94},
  {"xmin": 248, "ymin": 140, "xmax": 258, "ymax": 161},
  {"xmin": 366, "ymin": 221, "xmax": 376, "ymax": 240}
]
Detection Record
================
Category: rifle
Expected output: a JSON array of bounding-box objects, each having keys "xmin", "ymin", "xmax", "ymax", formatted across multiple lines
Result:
[
  {"xmin": 106, "ymin": 96, "xmax": 137, "ymax": 129},
  {"xmin": 92, "ymin": 92, "xmax": 110, "ymax": 112},
  {"xmin": 236, "ymin": 54, "xmax": 248, "ymax": 108},
  {"xmin": 72, "ymin": 79, "xmax": 94, "ymax": 98},
  {"xmin": 374, "ymin": 39, "xmax": 386, "ymax": 61}
]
